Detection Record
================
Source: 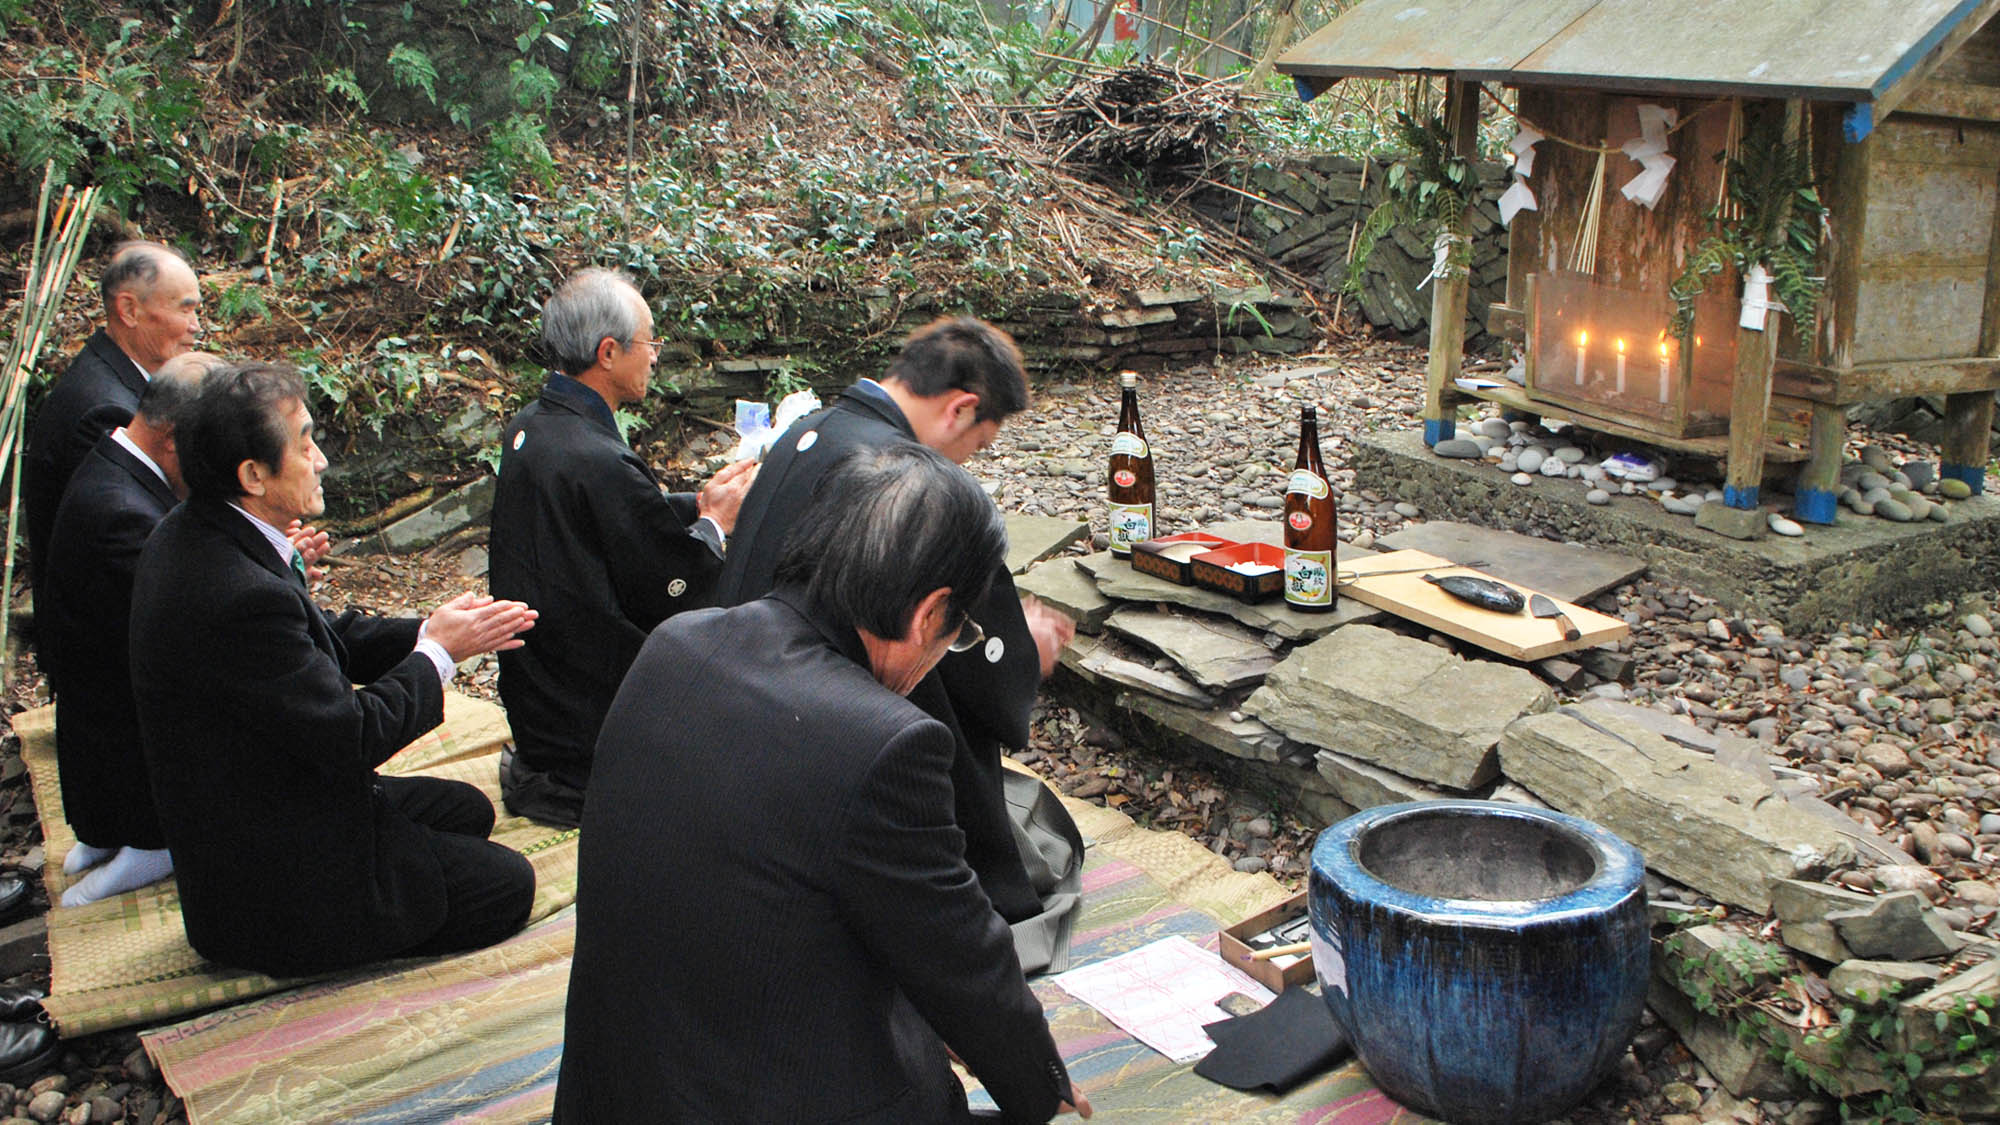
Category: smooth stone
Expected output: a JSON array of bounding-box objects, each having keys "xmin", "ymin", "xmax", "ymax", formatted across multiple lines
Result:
[
  {"xmin": 1876, "ymin": 498, "xmax": 1913, "ymax": 522},
  {"xmin": 1434, "ymin": 438, "xmax": 1483, "ymax": 459},
  {"xmin": 1966, "ymin": 613, "xmax": 1994, "ymax": 639},
  {"xmin": 1470, "ymin": 434, "xmax": 1499, "ymax": 452},
  {"xmin": 1929, "ymin": 503, "xmax": 1949, "ymax": 522},
  {"xmin": 1539, "ymin": 457, "xmax": 1566, "ymax": 477},
  {"xmin": 1905, "ymin": 462, "xmax": 1936, "ymax": 490},
  {"xmin": 1857, "ymin": 471, "xmax": 1890, "ymax": 492},
  {"xmin": 1661, "ymin": 495, "xmax": 1701, "ymax": 516},
  {"xmin": 1645, "ymin": 476, "xmax": 1678, "ymax": 493},
  {"xmin": 1586, "ymin": 489, "xmax": 1612, "ymax": 505},
  {"xmin": 1394, "ymin": 502, "xmax": 1420, "ymax": 519},
  {"xmin": 1941, "ymin": 478, "xmax": 1974, "ymax": 499},
  {"xmin": 1517, "ymin": 447, "xmax": 1547, "ymax": 473},
  {"xmin": 1477, "ymin": 418, "xmax": 1512, "ymax": 440},
  {"xmin": 1905, "ymin": 498, "xmax": 1933, "ymax": 521},
  {"xmin": 1862, "ymin": 486, "xmax": 1892, "ymax": 505},
  {"xmin": 1497, "ymin": 454, "xmax": 1519, "ymax": 472},
  {"xmin": 1768, "ymin": 514, "xmax": 1804, "ymax": 537},
  {"xmin": 1511, "ymin": 472, "xmax": 1534, "ymax": 486},
  {"xmin": 1849, "ymin": 498, "xmax": 1876, "ymax": 516},
  {"xmin": 1554, "ymin": 446, "xmax": 1585, "ymax": 464}
]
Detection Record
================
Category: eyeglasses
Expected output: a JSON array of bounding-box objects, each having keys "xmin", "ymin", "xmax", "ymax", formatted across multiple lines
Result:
[
  {"xmin": 634, "ymin": 339, "xmax": 663, "ymax": 356},
  {"xmin": 947, "ymin": 611, "xmax": 985, "ymax": 654}
]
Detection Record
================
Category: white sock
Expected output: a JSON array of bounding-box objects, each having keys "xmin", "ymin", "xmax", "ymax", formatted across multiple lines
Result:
[
  {"xmin": 60, "ymin": 847, "xmax": 173, "ymax": 907},
  {"xmin": 62, "ymin": 843, "xmax": 116, "ymax": 876}
]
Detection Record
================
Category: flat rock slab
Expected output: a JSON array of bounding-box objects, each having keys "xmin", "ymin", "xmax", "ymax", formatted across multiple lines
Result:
[
  {"xmin": 1246, "ymin": 623, "xmax": 1553, "ymax": 789},
  {"xmin": 1077, "ymin": 551, "xmax": 1384, "ymax": 641},
  {"xmin": 1829, "ymin": 960, "xmax": 1943, "ymax": 1006},
  {"xmin": 1827, "ymin": 891, "xmax": 1960, "ymax": 961},
  {"xmin": 374, "ymin": 476, "xmax": 496, "ymax": 554},
  {"xmin": 1380, "ymin": 520, "xmax": 1643, "ymax": 604},
  {"xmin": 1500, "ymin": 702, "xmax": 1859, "ymax": 913},
  {"xmin": 1005, "ymin": 515, "xmax": 1089, "ymax": 574},
  {"xmin": 1117, "ymin": 690, "xmax": 1292, "ymax": 764},
  {"xmin": 1018, "ymin": 558, "xmax": 1114, "ymax": 634},
  {"xmin": 1106, "ymin": 608, "xmax": 1277, "ymax": 691},
  {"xmin": 1315, "ymin": 749, "xmax": 1461, "ymax": 810},
  {"xmin": 1058, "ymin": 633, "xmax": 1214, "ymax": 708}
]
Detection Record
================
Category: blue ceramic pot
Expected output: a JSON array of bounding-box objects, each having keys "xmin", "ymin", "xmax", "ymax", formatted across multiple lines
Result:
[{"xmin": 1309, "ymin": 800, "xmax": 1649, "ymax": 1124}]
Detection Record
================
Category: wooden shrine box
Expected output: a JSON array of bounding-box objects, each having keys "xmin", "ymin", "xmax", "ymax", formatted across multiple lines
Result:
[
  {"xmin": 1191, "ymin": 542, "xmax": 1286, "ymax": 603},
  {"xmin": 1217, "ymin": 891, "xmax": 1315, "ymax": 994},
  {"xmin": 1276, "ymin": 0, "xmax": 2000, "ymax": 524}
]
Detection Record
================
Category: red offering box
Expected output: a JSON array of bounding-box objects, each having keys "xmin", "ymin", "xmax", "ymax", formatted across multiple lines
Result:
[
  {"xmin": 1191, "ymin": 542, "xmax": 1285, "ymax": 604},
  {"xmin": 1132, "ymin": 533, "xmax": 1237, "ymax": 585}
]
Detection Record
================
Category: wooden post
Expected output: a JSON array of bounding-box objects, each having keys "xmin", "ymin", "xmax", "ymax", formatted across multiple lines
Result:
[
  {"xmin": 1940, "ymin": 148, "xmax": 2000, "ymax": 495},
  {"xmin": 1794, "ymin": 109, "xmax": 1869, "ymax": 525},
  {"xmin": 1421, "ymin": 78, "xmax": 1480, "ymax": 447}
]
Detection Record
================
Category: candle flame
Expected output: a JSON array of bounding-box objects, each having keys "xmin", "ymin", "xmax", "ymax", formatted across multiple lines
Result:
[
  {"xmin": 1578, "ymin": 329, "xmax": 1588, "ymax": 347},
  {"xmin": 1615, "ymin": 337, "xmax": 1626, "ymax": 354},
  {"xmin": 1658, "ymin": 340, "xmax": 1669, "ymax": 358}
]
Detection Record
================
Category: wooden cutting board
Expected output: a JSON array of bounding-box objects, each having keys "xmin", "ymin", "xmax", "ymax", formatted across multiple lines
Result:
[{"xmin": 1335, "ymin": 550, "xmax": 1629, "ymax": 661}]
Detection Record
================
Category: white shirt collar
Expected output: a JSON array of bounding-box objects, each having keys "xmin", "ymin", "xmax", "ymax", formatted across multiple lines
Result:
[
  {"xmin": 109, "ymin": 427, "xmax": 168, "ymax": 487},
  {"xmin": 229, "ymin": 502, "xmax": 299, "ymax": 566}
]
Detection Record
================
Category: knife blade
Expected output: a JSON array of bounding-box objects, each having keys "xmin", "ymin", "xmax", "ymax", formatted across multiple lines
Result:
[{"xmin": 1529, "ymin": 593, "xmax": 1581, "ymax": 642}]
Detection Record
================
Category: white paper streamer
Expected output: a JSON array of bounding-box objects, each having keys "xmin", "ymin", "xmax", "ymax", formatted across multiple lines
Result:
[
  {"xmin": 1508, "ymin": 124, "xmax": 1544, "ymax": 179},
  {"xmin": 1498, "ymin": 179, "xmax": 1539, "ymax": 227},
  {"xmin": 1618, "ymin": 104, "xmax": 1680, "ymax": 211},
  {"xmin": 1415, "ymin": 231, "xmax": 1463, "ymax": 289},
  {"xmin": 1740, "ymin": 263, "xmax": 1782, "ymax": 330}
]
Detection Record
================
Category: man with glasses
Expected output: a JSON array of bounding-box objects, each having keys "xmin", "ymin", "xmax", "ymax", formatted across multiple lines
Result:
[
  {"xmin": 488, "ymin": 268, "xmax": 755, "ymax": 827},
  {"xmin": 556, "ymin": 444, "xmax": 1088, "ymax": 1124}
]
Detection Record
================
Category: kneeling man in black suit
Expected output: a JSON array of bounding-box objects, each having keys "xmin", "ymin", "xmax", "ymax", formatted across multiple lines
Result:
[
  {"xmin": 129, "ymin": 361, "xmax": 541, "ymax": 978},
  {"xmin": 555, "ymin": 443, "xmax": 1089, "ymax": 1123}
]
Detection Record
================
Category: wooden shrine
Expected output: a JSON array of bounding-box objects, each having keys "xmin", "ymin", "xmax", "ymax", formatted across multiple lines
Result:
[{"xmin": 1277, "ymin": 0, "xmax": 2000, "ymax": 537}]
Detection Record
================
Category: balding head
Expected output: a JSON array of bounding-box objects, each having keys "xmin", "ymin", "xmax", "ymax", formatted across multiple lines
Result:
[
  {"xmin": 136, "ymin": 352, "xmax": 226, "ymax": 430},
  {"xmin": 101, "ymin": 242, "xmax": 201, "ymax": 372}
]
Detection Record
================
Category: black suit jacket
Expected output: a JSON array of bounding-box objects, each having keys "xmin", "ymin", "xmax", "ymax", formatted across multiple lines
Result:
[
  {"xmin": 554, "ymin": 592, "xmax": 1071, "ymax": 1124},
  {"xmin": 129, "ymin": 497, "xmax": 451, "ymax": 977},
  {"xmin": 25, "ymin": 330, "xmax": 148, "ymax": 589},
  {"xmin": 713, "ymin": 383, "xmax": 1047, "ymax": 922},
  {"xmin": 40, "ymin": 436, "xmax": 177, "ymax": 848},
  {"xmin": 488, "ymin": 375, "xmax": 722, "ymax": 780}
]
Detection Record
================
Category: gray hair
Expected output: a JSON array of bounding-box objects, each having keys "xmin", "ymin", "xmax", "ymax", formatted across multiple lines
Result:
[
  {"xmin": 137, "ymin": 352, "xmax": 228, "ymax": 430},
  {"xmin": 542, "ymin": 268, "xmax": 645, "ymax": 377},
  {"xmin": 101, "ymin": 241, "xmax": 192, "ymax": 312}
]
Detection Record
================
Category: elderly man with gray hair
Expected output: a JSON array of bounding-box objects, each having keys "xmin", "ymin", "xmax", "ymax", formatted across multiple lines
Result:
[{"xmin": 488, "ymin": 268, "xmax": 755, "ymax": 827}]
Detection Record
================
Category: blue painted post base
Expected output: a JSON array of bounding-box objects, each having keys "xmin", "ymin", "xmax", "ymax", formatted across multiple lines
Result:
[
  {"xmin": 1943, "ymin": 463, "xmax": 1987, "ymax": 495},
  {"xmin": 1723, "ymin": 484, "xmax": 1759, "ymax": 509},
  {"xmin": 1793, "ymin": 488, "xmax": 1838, "ymax": 525},
  {"xmin": 1423, "ymin": 418, "xmax": 1456, "ymax": 447}
]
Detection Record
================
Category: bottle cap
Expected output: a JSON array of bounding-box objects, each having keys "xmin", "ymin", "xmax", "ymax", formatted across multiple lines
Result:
[{"xmin": 1119, "ymin": 371, "xmax": 1137, "ymax": 388}]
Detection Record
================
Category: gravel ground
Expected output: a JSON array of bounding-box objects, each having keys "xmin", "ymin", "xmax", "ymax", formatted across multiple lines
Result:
[{"xmin": 2, "ymin": 335, "xmax": 1991, "ymax": 1123}]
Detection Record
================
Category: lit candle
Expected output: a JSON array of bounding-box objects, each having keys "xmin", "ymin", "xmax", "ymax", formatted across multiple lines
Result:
[
  {"xmin": 1614, "ymin": 338, "xmax": 1627, "ymax": 394},
  {"xmin": 1574, "ymin": 330, "xmax": 1588, "ymax": 385},
  {"xmin": 1657, "ymin": 338, "xmax": 1672, "ymax": 404}
]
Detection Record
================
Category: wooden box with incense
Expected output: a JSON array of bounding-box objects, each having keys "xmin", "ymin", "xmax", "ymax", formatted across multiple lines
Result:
[
  {"xmin": 1190, "ymin": 543, "xmax": 1285, "ymax": 604},
  {"xmin": 1218, "ymin": 891, "xmax": 1314, "ymax": 994}
]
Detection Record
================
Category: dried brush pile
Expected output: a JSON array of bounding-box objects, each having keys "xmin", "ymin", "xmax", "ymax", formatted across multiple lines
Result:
[{"xmin": 1037, "ymin": 63, "xmax": 1242, "ymax": 178}]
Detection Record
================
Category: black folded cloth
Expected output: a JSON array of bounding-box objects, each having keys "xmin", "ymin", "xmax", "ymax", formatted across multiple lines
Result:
[{"xmin": 1194, "ymin": 985, "xmax": 1352, "ymax": 1094}]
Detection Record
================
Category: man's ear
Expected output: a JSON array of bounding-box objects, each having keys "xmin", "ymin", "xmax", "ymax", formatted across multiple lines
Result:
[
  {"xmin": 112, "ymin": 289, "xmax": 141, "ymax": 328},
  {"xmin": 595, "ymin": 335, "xmax": 620, "ymax": 369},
  {"xmin": 906, "ymin": 586, "xmax": 955, "ymax": 645},
  {"xmin": 236, "ymin": 457, "xmax": 267, "ymax": 498},
  {"xmin": 944, "ymin": 390, "xmax": 981, "ymax": 428}
]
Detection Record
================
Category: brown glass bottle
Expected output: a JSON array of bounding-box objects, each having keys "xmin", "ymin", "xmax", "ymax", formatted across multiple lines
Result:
[
  {"xmin": 1106, "ymin": 371, "xmax": 1155, "ymax": 558},
  {"xmin": 1283, "ymin": 403, "xmax": 1337, "ymax": 611}
]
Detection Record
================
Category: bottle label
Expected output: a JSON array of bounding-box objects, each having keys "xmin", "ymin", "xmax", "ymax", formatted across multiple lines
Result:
[
  {"xmin": 1108, "ymin": 503, "xmax": 1153, "ymax": 552},
  {"xmin": 1113, "ymin": 469, "xmax": 1137, "ymax": 488},
  {"xmin": 1287, "ymin": 511, "xmax": 1313, "ymax": 532},
  {"xmin": 1284, "ymin": 548, "xmax": 1333, "ymax": 607},
  {"xmin": 1111, "ymin": 432, "xmax": 1150, "ymax": 459},
  {"xmin": 1286, "ymin": 469, "xmax": 1328, "ymax": 498}
]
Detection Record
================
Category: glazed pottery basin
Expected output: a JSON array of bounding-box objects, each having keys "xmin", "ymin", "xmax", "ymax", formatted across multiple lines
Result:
[{"xmin": 1309, "ymin": 800, "xmax": 1649, "ymax": 1124}]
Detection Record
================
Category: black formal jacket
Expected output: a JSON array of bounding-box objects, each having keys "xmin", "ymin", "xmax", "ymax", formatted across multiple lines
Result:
[
  {"xmin": 713, "ymin": 383, "xmax": 1047, "ymax": 922},
  {"xmin": 129, "ymin": 497, "xmax": 450, "ymax": 977},
  {"xmin": 488, "ymin": 375, "xmax": 722, "ymax": 781},
  {"xmin": 25, "ymin": 330, "xmax": 147, "ymax": 589},
  {"xmin": 40, "ymin": 435, "xmax": 177, "ymax": 849},
  {"xmin": 554, "ymin": 592, "xmax": 1071, "ymax": 1124}
]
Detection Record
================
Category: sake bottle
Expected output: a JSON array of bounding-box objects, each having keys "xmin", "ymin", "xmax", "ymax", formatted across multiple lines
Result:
[
  {"xmin": 1283, "ymin": 403, "xmax": 1337, "ymax": 612},
  {"xmin": 1106, "ymin": 371, "xmax": 1155, "ymax": 558}
]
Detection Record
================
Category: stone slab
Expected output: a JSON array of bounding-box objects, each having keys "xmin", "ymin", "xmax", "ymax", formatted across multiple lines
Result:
[
  {"xmin": 1004, "ymin": 515, "xmax": 1089, "ymax": 575},
  {"xmin": 1077, "ymin": 551, "xmax": 1384, "ymax": 641},
  {"xmin": 1314, "ymin": 749, "xmax": 1460, "ymax": 810},
  {"xmin": 1499, "ymin": 703, "xmax": 1858, "ymax": 913},
  {"xmin": 1057, "ymin": 633, "xmax": 1214, "ymax": 708},
  {"xmin": 374, "ymin": 475, "xmax": 496, "ymax": 554},
  {"xmin": 1378, "ymin": 520, "xmax": 1644, "ymax": 604},
  {"xmin": 1647, "ymin": 974, "xmax": 1799, "ymax": 1101},
  {"xmin": 1018, "ymin": 558, "xmax": 1114, "ymax": 634},
  {"xmin": 1826, "ymin": 891, "xmax": 1961, "ymax": 961},
  {"xmin": 1895, "ymin": 959, "xmax": 2000, "ymax": 1058},
  {"xmin": 1353, "ymin": 429, "xmax": 2000, "ymax": 631},
  {"xmin": 1829, "ymin": 959, "xmax": 1943, "ymax": 1006},
  {"xmin": 1117, "ymin": 691, "xmax": 1291, "ymax": 763},
  {"xmin": 1105, "ymin": 608, "xmax": 1277, "ymax": 691},
  {"xmin": 1247, "ymin": 623, "xmax": 1553, "ymax": 790}
]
